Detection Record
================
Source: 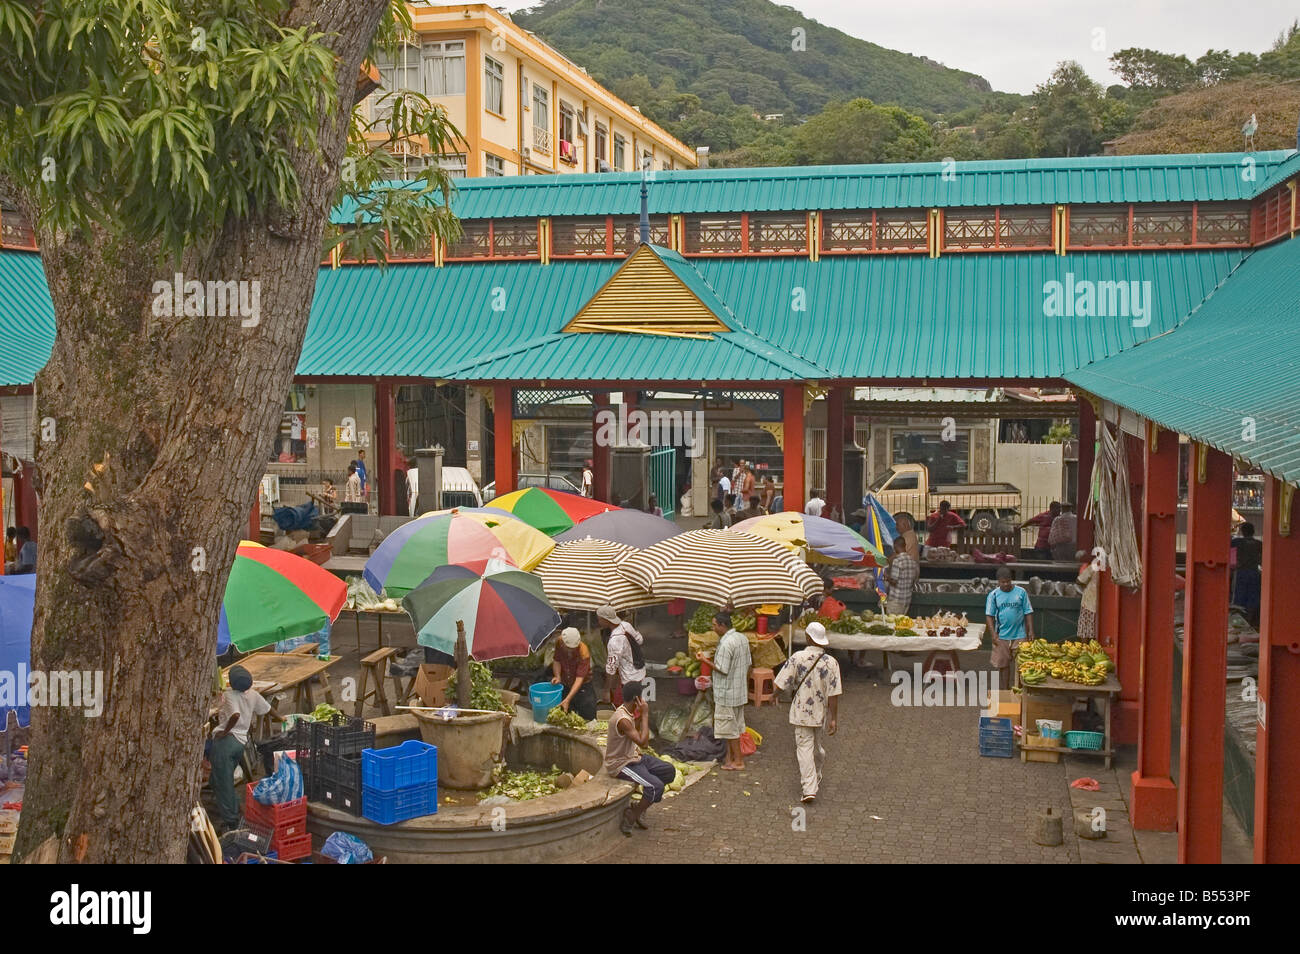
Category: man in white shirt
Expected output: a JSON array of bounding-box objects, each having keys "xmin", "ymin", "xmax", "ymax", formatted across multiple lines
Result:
[
  {"xmin": 580, "ymin": 459, "xmax": 594, "ymax": 498},
  {"xmin": 344, "ymin": 463, "xmax": 363, "ymax": 503},
  {"xmin": 597, "ymin": 604, "xmax": 645, "ymax": 703},
  {"xmin": 717, "ymin": 472, "xmax": 732, "ymax": 510},
  {"xmin": 210, "ymin": 665, "xmax": 280, "ymax": 832},
  {"xmin": 774, "ymin": 622, "xmax": 841, "ymax": 803},
  {"xmin": 805, "ymin": 490, "xmax": 826, "ymax": 518}
]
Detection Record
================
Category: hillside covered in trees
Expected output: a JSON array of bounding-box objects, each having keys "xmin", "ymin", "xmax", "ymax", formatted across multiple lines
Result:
[{"xmin": 513, "ymin": 0, "xmax": 1300, "ymax": 164}]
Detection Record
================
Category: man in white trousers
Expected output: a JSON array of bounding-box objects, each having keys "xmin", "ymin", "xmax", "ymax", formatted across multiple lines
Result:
[{"xmin": 774, "ymin": 621, "xmax": 842, "ymax": 804}]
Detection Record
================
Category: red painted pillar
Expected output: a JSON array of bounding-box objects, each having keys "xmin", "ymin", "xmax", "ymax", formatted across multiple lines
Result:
[
  {"xmin": 1131, "ymin": 425, "xmax": 1178, "ymax": 831},
  {"xmin": 248, "ymin": 502, "xmax": 260, "ymax": 542},
  {"xmin": 825, "ymin": 386, "xmax": 845, "ymax": 518},
  {"xmin": 493, "ymin": 384, "xmax": 515, "ymax": 497},
  {"xmin": 1177, "ymin": 444, "xmax": 1232, "ymax": 860},
  {"xmin": 374, "ymin": 380, "xmax": 398, "ymax": 516},
  {"xmin": 1112, "ymin": 432, "xmax": 1144, "ymax": 745},
  {"xmin": 1076, "ymin": 399, "xmax": 1096, "ymax": 554},
  {"xmin": 782, "ymin": 384, "xmax": 805, "ymax": 512},
  {"xmin": 591, "ymin": 391, "xmax": 611, "ymax": 504},
  {"xmin": 1254, "ymin": 477, "xmax": 1300, "ymax": 863}
]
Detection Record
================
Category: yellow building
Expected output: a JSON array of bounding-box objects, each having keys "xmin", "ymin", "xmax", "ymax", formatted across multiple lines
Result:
[{"xmin": 365, "ymin": 3, "xmax": 697, "ymax": 177}]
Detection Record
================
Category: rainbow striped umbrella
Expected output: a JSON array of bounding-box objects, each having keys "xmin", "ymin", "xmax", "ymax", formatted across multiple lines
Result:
[
  {"xmin": 402, "ymin": 561, "xmax": 560, "ymax": 661},
  {"xmin": 218, "ymin": 542, "xmax": 347, "ymax": 653},
  {"xmin": 485, "ymin": 487, "xmax": 618, "ymax": 536},
  {"xmin": 730, "ymin": 511, "xmax": 886, "ymax": 566},
  {"xmin": 364, "ymin": 512, "xmax": 553, "ymax": 598}
]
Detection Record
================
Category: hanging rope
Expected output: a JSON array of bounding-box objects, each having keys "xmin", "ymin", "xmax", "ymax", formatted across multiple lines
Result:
[{"xmin": 1086, "ymin": 421, "xmax": 1142, "ymax": 588}]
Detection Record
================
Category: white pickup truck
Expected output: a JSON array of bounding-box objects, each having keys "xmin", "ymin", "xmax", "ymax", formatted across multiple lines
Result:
[{"xmin": 868, "ymin": 462, "xmax": 1021, "ymax": 534}]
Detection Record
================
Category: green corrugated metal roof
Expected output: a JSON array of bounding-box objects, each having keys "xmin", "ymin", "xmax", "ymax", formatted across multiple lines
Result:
[
  {"xmin": 333, "ymin": 151, "xmax": 1298, "ymax": 222},
  {"xmin": 693, "ymin": 250, "xmax": 1244, "ymax": 379},
  {"xmin": 0, "ymin": 251, "xmax": 55, "ymax": 386},
  {"xmin": 1067, "ymin": 237, "xmax": 1300, "ymax": 486},
  {"xmin": 0, "ymin": 246, "xmax": 1247, "ymax": 384}
]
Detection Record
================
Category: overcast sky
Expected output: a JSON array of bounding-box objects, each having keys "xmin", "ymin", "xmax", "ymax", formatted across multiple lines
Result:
[{"xmin": 498, "ymin": 0, "xmax": 1299, "ymax": 94}]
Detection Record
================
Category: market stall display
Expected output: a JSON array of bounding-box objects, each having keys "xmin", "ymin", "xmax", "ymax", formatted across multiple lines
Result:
[
  {"xmin": 1016, "ymin": 639, "xmax": 1114, "ymax": 686},
  {"xmin": 618, "ymin": 529, "xmax": 822, "ymax": 606},
  {"xmin": 790, "ymin": 609, "xmax": 983, "ymax": 669}
]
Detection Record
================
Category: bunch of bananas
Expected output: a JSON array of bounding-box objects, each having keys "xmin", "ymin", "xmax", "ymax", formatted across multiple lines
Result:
[{"xmin": 1017, "ymin": 638, "xmax": 1113, "ymax": 685}]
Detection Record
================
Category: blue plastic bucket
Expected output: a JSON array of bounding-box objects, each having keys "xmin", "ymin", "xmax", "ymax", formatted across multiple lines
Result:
[{"xmin": 529, "ymin": 682, "xmax": 564, "ymax": 723}]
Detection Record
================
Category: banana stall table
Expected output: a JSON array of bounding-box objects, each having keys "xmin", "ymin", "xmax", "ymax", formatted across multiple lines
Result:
[
  {"xmin": 788, "ymin": 623, "xmax": 985, "ymax": 673},
  {"xmin": 1017, "ymin": 673, "xmax": 1122, "ymax": 769}
]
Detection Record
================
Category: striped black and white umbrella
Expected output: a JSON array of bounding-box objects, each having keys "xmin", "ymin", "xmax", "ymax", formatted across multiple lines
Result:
[
  {"xmin": 532, "ymin": 540, "xmax": 663, "ymax": 611},
  {"xmin": 616, "ymin": 529, "xmax": 823, "ymax": 607}
]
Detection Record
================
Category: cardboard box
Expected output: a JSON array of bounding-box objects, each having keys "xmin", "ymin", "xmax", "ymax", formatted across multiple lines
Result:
[
  {"xmin": 412, "ymin": 664, "xmax": 454, "ymax": 707},
  {"xmin": 984, "ymin": 689, "xmax": 1020, "ymax": 721},
  {"xmin": 1021, "ymin": 733, "xmax": 1062, "ymax": 763},
  {"xmin": 1022, "ymin": 694, "xmax": 1074, "ymax": 734}
]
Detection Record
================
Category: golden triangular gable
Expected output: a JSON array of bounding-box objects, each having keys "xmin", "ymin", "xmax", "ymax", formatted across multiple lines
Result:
[{"xmin": 562, "ymin": 245, "xmax": 730, "ymax": 338}]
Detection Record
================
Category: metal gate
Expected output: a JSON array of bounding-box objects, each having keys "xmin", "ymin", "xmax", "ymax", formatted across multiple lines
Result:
[{"xmin": 649, "ymin": 446, "xmax": 676, "ymax": 520}]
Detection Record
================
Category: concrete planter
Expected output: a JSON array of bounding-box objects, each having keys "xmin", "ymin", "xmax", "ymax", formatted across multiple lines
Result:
[{"xmin": 413, "ymin": 709, "xmax": 511, "ymax": 789}]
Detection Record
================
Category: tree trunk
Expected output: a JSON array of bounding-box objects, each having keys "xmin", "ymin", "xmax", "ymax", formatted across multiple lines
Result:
[{"xmin": 15, "ymin": 0, "xmax": 391, "ymax": 864}]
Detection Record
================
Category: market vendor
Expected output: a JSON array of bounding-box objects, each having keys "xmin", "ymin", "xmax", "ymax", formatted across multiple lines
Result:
[
  {"xmin": 209, "ymin": 665, "xmax": 281, "ymax": 833},
  {"xmin": 604, "ymin": 680, "xmax": 675, "ymax": 835},
  {"xmin": 985, "ymin": 567, "xmax": 1034, "ymax": 686},
  {"xmin": 707, "ymin": 610, "xmax": 752, "ymax": 771},
  {"xmin": 597, "ymin": 604, "xmax": 645, "ymax": 705},
  {"xmin": 551, "ymin": 626, "xmax": 597, "ymax": 721}
]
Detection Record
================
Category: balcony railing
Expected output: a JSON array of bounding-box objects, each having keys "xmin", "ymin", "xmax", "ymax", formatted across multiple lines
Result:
[{"xmin": 532, "ymin": 126, "xmax": 552, "ymax": 155}]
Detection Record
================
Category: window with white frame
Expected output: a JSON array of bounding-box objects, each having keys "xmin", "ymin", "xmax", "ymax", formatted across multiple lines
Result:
[
  {"xmin": 484, "ymin": 153, "xmax": 505, "ymax": 177},
  {"xmin": 373, "ymin": 44, "xmax": 422, "ymax": 128},
  {"xmin": 484, "ymin": 56, "xmax": 504, "ymax": 114},
  {"xmin": 558, "ymin": 102, "xmax": 576, "ymax": 162},
  {"xmin": 423, "ymin": 40, "xmax": 465, "ymax": 96}
]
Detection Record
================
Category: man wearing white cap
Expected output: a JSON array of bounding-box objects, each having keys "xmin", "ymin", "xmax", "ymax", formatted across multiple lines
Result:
[
  {"xmin": 597, "ymin": 604, "xmax": 645, "ymax": 706},
  {"xmin": 551, "ymin": 627, "xmax": 597, "ymax": 721},
  {"xmin": 774, "ymin": 621, "xmax": 842, "ymax": 804}
]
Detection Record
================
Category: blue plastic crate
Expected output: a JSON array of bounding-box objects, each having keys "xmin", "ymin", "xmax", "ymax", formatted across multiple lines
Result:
[
  {"xmin": 978, "ymin": 716, "xmax": 1013, "ymax": 733},
  {"xmin": 362, "ymin": 740, "xmax": 437, "ymax": 791},
  {"xmin": 362, "ymin": 782, "xmax": 438, "ymax": 825},
  {"xmin": 979, "ymin": 738, "xmax": 1015, "ymax": 758}
]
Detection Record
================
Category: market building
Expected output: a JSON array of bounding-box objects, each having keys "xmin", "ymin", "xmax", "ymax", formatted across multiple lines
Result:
[{"xmin": 1, "ymin": 147, "xmax": 1299, "ymax": 862}]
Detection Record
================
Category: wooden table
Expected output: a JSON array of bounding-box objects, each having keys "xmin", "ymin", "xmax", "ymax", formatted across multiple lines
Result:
[
  {"xmin": 790, "ymin": 623, "xmax": 986, "ymax": 673},
  {"xmin": 224, "ymin": 652, "xmax": 340, "ymax": 715},
  {"xmin": 1017, "ymin": 674, "xmax": 1122, "ymax": 769}
]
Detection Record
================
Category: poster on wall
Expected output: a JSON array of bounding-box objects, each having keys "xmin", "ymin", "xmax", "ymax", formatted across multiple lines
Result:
[
  {"xmin": 334, "ymin": 426, "xmax": 352, "ymax": 450},
  {"xmin": 357, "ymin": 430, "xmax": 370, "ymax": 448},
  {"xmin": 306, "ymin": 427, "xmax": 318, "ymax": 450}
]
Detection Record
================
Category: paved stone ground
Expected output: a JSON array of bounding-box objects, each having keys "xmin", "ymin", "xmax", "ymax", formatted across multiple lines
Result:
[
  {"xmin": 296, "ymin": 613, "xmax": 1255, "ymax": 864},
  {"xmin": 596, "ymin": 664, "xmax": 1082, "ymax": 864}
]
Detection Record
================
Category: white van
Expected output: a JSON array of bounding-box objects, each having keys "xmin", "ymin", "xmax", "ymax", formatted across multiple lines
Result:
[{"xmin": 406, "ymin": 465, "xmax": 483, "ymax": 515}]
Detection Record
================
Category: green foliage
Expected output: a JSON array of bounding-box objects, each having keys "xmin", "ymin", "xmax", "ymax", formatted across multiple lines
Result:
[
  {"xmin": 0, "ymin": 0, "xmax": 461, "ymax": 265},
  {"xmin": 1043, "ymin": 422, "xmax": 1074, "ymax": 445},
  {"xmin": 791, "ymin": 99, "xmax": 934, "ymax": 165},
  {"xmin": 447, "ymin": 660, "xmax": 510, "ymax": 713}
]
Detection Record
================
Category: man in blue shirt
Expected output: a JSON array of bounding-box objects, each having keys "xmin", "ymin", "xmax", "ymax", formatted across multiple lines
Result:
[
  {"xmin": 985, "ymin": 566, "xmax": 1034, "ymax": 685},
  {"xmin": 352, "ymin": 449, "xmax": 368, "ymax": 501}
]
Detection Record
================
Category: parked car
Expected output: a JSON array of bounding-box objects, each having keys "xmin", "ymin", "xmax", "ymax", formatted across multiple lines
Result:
[
  {"xmin": 869, "ymin": 462, "xmax": 1021, "ymax": 534},
  {"xmin": 482, "ymin": 472, "xmax": 581, "ymax": 502},
  {"xmin": 407, "ymin": 465, "xmax": 483, "ymax": 515}
]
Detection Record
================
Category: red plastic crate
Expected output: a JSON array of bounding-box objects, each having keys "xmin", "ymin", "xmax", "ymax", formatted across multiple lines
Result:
[
  {"xmin": 271, "ymin": 831, "xmax": 312, "ymax": 861},
  {"xmin": 244, "ymin": 785, "xmax": 308, "ymax": 834}
]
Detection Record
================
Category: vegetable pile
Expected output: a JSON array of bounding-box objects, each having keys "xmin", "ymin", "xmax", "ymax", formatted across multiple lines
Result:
[
  {"xmin": 482, "ymin": 765, "xmax": 563, "ymax": 801},
  {"xmin": 688, "ymin": 603, "xmax": 720, "ymax": 633},
  {"xmin": 546, "ymin": 706, "xmax": 588, "ymax": 730},
  {"xmin": 310, "ymin": 703, "xmax": 342, "ymax": 722},
  {"xmin": 446, "ymin": 661, "xmax": 512, "ymax": 713}
]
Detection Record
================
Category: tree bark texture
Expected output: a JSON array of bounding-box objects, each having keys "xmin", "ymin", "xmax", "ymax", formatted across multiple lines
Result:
[{"xmin": 15, "ymin": 0, "xmax": 391, "ymax": 864}]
